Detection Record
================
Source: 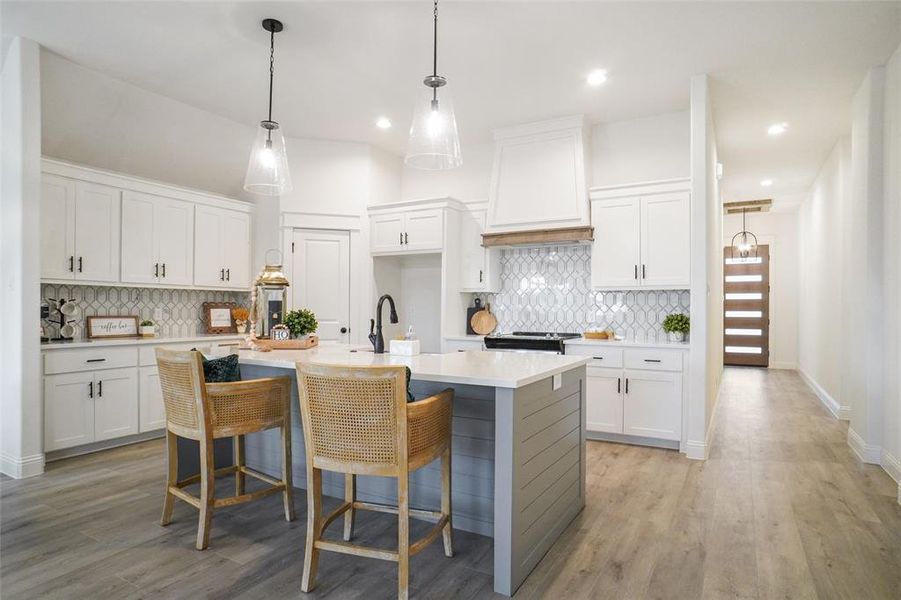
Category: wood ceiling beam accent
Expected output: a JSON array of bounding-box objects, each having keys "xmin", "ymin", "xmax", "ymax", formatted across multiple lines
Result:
[
  {"xmin": 723, "ymin": 199, "xmax": 773, "ymax": 214},
  {"xmin": 481, "ymin": 226, "xmax": 594, "ymax": 247}
]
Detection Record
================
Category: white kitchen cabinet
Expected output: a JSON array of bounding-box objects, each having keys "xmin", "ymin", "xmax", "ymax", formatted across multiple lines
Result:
[
  {"xmin": 139, "ymin": 366, "xmax": 166, "ymax": 432},
  {"xmin": 40, "ymin": 175, "xmax": 120, "ymax": 282},
  {"xmin": 459, "ymin": 208, "xmax": 501, "ymax": 292},
  {"xmin": 590, "ymin": 198, "xmax": 641, "ymax": 289},
  {"xmin": 194, "ymin": 206, "xmax": 251, "ymax": 288},
  {"xmin": 121, "ymin": 191, "xmax": 194, "ymax": 286},
  {"xmin": 585, "ymin": 366, "xmax": 623, "ymax": 434},
  {"xmin": 623, "ymin": 369, "xmax": 682, "ymax": 441},
  {"xmin": 589, "ymin": 181, "xmax": 690, "ymax": 290},
  {"xmin": 443, "ymin": 338, "xmax": 485, "ymax": 352},
  {"xmin": 369, "ymin": 206, "xmax": 444, "ymax": 255},
  {"xmin": 93, "ymin": 368, "xmax": 139, "ymax": 441},
  {"xmin": 43, "ymin": 371, "xmax": 95, "ymax": 451}
]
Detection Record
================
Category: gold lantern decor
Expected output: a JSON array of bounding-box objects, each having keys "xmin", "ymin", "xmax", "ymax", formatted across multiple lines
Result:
[{"xmin": 247, "ymin": 249, "xmax": 290, "ymax": 351}]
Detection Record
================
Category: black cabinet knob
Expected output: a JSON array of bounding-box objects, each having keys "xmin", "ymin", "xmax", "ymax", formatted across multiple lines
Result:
[{"xmin": 340, "ymin": 327, "xmax": 348, "ymax": 334}]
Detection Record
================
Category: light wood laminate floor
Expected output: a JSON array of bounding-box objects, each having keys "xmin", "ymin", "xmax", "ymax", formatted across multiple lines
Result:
[{"xmin": 3, "ymin": 368, "xmax": 900, "ymax": 599}]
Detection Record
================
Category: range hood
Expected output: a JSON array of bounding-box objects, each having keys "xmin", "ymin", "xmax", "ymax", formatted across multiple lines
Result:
[{"xmin": 482, "ymin": 115, "xmax": 592, "ymax": 247}]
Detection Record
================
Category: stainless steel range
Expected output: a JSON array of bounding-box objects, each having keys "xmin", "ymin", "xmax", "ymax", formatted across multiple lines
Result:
[{"xmin": 483, "ymin": 331, "xmax": 581, "ymax": 354}]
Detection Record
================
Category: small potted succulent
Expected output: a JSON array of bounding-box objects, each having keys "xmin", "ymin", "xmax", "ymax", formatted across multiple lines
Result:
[
  {"xmin": 140, "ymin": 319, "xmax": 156, "ymax": 338},
  {"xmin": 662, "ymin": 313, "xmax": 689, "ymax": 343},
  {"xmin": 283, "ymin": 308, "xmax": 318, "ymax": 340}
]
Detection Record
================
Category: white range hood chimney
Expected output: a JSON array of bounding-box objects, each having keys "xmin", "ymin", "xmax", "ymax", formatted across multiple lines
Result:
[{"xmin": 482, "ymin": 115, "xmax": 593, "ymax": 247}]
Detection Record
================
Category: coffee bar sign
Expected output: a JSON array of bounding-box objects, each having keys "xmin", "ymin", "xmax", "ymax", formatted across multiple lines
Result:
[{"xmin": 86, "ymin": 315, "xmax": 140, "ymax": 339}]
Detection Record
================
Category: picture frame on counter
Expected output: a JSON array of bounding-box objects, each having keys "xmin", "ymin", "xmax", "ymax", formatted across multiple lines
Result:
[
  {"xmin": 203, "ymin": 301, "xmax": 237, "ymax": 334},
  {"xmin": 85, "ymin": 315, "xmax": 140, "ymax": 339}
]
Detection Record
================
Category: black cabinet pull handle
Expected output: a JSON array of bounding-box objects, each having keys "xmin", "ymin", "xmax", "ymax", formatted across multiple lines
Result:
[
  {"xmin": 400, "ymin": 232, "xmax": 403, "ymax": 245},
  {"xmin": 225, "ymin": 268, "xmax": 230, "ymax": 281},
  {"xmin": 592, "ymin": 356, "xmax": 604, "ymax": 360},
  {"xmin": 69, "ymin": 256, "xmax": 74, "ymax": 272},
  {"xmin": 220, "ymin": 268, "xmax": 225, "ymax": 281},
  {"xmin": 479, "ymin": 269, "xmax": 483, "ymax": 283},
  {"xmin": 404, "ymin": 232, "xmax": 409, "ymax": 244},
  {"xmin": 86, "ymin": 358, "xmax": 106, "ymax": 363},
  {"xmin": 625, "ymin": 378, "xmax": 629, "ymax": 394},
  {"xmin": 617, "ymin": 378, "xmax": 621, "ymax": 393},
  {"xmin": 78, "ymin": 257, "xmax": 83, "ymax": 272},
  {"xmin": 634, "ymin": 265, "xmax": 638, "ymax": 280},
  {"xmin": 644, "ymin": 359, "xmax": 662, "ymax": 363},
  {"xmin": 89, "ymin": 381, "xmax": 93, "ymax": 398},
  {"xmin": 642, "ymin": 264, "xmax": 646, "ymax": 279},
  {"xmin": 161, "ymin": 263, "xmax": 166, "ymax": 277},
  {"xmin": 98, "ymin": 380, "xmax": 102, "ymax": 397},
  {"xmin": 154, "ymin": 263, "xmax": 159, "ymax": 277}
]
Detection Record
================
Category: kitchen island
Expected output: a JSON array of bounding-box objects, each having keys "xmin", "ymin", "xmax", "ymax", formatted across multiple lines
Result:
[{"xmin": 237, "ymin": 344, "xmax": 589, "ymax": 596}]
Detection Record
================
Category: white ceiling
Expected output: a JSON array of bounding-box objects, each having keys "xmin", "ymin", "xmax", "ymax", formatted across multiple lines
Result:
[{"xmin": 3, "ymin": 1, "xmax": 900, "ymax": 209}]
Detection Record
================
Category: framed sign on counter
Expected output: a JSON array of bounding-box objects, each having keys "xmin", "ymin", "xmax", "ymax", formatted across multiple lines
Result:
[
  {"xmin": 86, "ymin": 315, "xmax": 140, "ymax": 339},
  {"xmin": 203, "ymin": 302, "xmax": 237, "ymax": 334}
]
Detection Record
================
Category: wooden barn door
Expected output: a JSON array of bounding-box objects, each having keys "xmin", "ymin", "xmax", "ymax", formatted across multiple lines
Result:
[{"xmin": 723, "ymin": 245, "xmax": 769, "ymax": 367}]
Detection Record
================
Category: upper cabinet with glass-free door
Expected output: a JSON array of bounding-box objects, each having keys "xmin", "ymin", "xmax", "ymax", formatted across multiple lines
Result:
[
  {"xmin": 194, "ymin": 206, "xmax": 252, "ymax": 289},
  {"xmin": 590, "ymin": 179, "xmax": 690, "ymax": 290},
  {"xmin": 40, "ymin": 174, "xmax": 120, "ymax": 282},
  {"xmin": 121, "ymin": 191, "xmax": 194, "ymax": 286},
  {"xmin": 369, "ymin": 200, "xmax": 451, "ymax": 256}
]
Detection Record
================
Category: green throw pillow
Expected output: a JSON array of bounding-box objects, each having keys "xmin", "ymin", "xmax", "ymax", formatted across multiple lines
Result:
[{"xmin": 191, "ymin": 349, "xmax": 241, "ymax": 383}]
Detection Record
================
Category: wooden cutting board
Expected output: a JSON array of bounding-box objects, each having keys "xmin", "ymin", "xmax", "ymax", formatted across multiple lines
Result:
[{"xmin": 470, "ymin": 303, "xmax": 497, "ymax": 335}]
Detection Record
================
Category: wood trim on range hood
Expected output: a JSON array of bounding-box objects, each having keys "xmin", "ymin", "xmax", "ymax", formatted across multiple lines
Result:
[{"xmin": 481, "ymin": 226, "xmax": 594, "ymax": 248}]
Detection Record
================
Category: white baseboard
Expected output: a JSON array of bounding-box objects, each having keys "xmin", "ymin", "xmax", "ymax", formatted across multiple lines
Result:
[
  {"xmin": 881, "ymin": 449, "xmax": 901, "ymax": 484},
  {"xmin": 1, "ymin": 452, "xmax": 45, "ymax": 479},
  {"xmin": 798, "ymin": 368, "xmax": 850, "ymax": 420},
  {"xmin": 684, "ymin": 440, "xmax": 708, "ymax": 460},
  {"xmin": 847, "ymin": 428, "xmax": 881, "ymax": 464}
]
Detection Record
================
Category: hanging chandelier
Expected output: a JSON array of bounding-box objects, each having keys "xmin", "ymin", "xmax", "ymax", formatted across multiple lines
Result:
[
  {"xmin": 730, "ymin": 208, "xmax": 758, "ymax": 260},
  {"xmin": 244, "ymin": 18, "xmax": 293, "ymax": 196},
  {"xmin": 405, "ymin": 0, "xmax": 462, "ymax": 170}
]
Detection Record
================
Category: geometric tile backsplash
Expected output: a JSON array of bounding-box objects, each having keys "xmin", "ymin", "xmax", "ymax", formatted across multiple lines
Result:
[
  {"xmin": 41, "ymin": 284, "xmax": 248, "ymax": 339},
  {"xmin": 480, "ymin": 245, "xmax": 691, "ymax": 343}
]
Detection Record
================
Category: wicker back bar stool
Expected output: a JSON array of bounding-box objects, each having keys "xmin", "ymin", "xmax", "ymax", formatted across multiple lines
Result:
[
  {"xmin": 295, "ymin": 363, "xmax": 454, "ymax": 600},
  {"xmin": 155, "ymin": 348, "xmax": 295, "ymax": 550}
]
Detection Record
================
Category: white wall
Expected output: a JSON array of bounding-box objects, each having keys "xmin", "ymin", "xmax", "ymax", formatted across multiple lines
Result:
[
  {"xmin": 798, "ymin": 139, "xmax": 850, "ymax": 412},
  {"xmin": 1, "ymin": 38, "xmax": 44, "ymax": 478},
  {"xmin": 687, "ymin": 74, "xmax": 721, "ymax": 460},
  {"xmin": 399, "ymin": 111, "xmax": 690, "ymax": 202},
  {"xmin": 591, "ymin": 111, "xmax": 690, "ymax": 187},
  {"xmin": 723, "ymin": 211, "xmax": 800, "ymax": 370}
]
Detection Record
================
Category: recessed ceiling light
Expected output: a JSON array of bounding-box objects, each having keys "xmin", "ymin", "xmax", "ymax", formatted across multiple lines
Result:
[
  {"xmin": 760, "ymin": 179, "xmax": 773, "ymax": 187},
  {"xmin": 767, "ymin": 122, "xmax": 788, "ymax": 136},
  {"xmin": 376, "ymin": 117, "xmax": 392, "ymax": 129},
  {"xmin": 586, "ymin": 69, "xmax": 608, "ymax": 87}
]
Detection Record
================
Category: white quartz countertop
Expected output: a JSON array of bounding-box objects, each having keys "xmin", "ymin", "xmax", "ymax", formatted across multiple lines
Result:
[
  {"xmin": 238, "ymin": 343, "xmax": 589, "ymax": 389},
  {"xmin": 563, "ymin": 338, "xmax": 689, "ymax": 350},
  {"xmin": 41, "ymin": 333, "xmax": 245, "ymax": 350}
]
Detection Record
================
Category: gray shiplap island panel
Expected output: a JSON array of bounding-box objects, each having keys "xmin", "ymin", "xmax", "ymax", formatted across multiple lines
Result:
[{"xmin": 239, "ymin": 361, "xmax": 586, "ymax": 596}]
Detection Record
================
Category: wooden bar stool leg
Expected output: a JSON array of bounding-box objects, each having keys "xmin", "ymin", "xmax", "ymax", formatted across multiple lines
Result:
[
  {"xmin": 196, "ymin": 436, "xmax": 215, "ymax": 550},
  {"xmin": 160, "ymin": 430, "xmax": 178, "ymax": 526},
  {"xmin": 234, "ymin": 435, "xmax": 245, "ymax": 496},
  {"xmin": 301, "ymin": 467, "xmax": 322, "ymax": 592},
  {"xmin": 281, "ymin": 419, "xmax": 295, "ymax": 522},
  {"xmin": 343, "ymin": 474, "xmax": 356, "ymax": 541},
  {"xmin": 441, "ymin": 447, "xmax": 454, "ymax": 557},
  {"xmin": 397, "ymin": 474, "xmax": 410, "ymax": 600}
]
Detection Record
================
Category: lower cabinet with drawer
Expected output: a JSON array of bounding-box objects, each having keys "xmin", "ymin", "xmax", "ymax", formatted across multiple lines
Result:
[
  {"xmin": 574, "ymin": 344, "xmax": 686, "ymax": 445},
  {"xmin": 44, "ymin": 367, "xmax": 139, "ymax": 451}
]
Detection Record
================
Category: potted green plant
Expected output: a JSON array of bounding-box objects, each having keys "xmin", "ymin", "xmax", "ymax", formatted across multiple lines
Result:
[
  {"xmin": 140, "ymin": 319, "xmax": 155, "ymax": 338},
  {"xmin": 283, "ymin": 308, "xmax": 318, "ymax": 339},
  {"xmin": 662, "ymin": 313, "xmax": 689, "ymax": 342}
]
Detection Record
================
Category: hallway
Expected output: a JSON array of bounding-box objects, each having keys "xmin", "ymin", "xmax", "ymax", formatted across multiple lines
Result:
[{"xmin": 518, "ymin": 367, "xmax": 901, "ymax": 599}]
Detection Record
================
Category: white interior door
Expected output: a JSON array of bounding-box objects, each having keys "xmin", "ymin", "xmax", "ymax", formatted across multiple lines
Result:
[{"xmin": 291, "ymin": 229, "xmax": 351, "ymax": 342}]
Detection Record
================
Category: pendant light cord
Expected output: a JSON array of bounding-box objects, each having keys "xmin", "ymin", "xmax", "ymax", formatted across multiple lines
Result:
[
  {"xmin": 432, "ymin": 0, "xmax": 438, "ymax": 78},
  {"xmin": 268, "ymin": 28, "xmax": 275, "ymax": 123}
]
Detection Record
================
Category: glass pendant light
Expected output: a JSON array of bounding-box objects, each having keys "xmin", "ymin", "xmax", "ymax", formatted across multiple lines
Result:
[
  {"xmin": 244, "ymin": 18, "xmax": 293, "ymax": 196},
  {"xmin": 405, "ymin": 0, "xmax": 462, "ymax": 170},
  {"xmin": 730, "ymin": 208, "xmax": 759, "ymax": 260}
]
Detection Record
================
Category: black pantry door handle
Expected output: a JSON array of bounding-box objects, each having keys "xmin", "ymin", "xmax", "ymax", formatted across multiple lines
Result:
[
  {"xmin": 78, "ymin": 257, "xmax": 83, "ymax": 272},
  {"xmin": 89, "ymin": 381, "xmax": 93, "ymax": 398}
]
